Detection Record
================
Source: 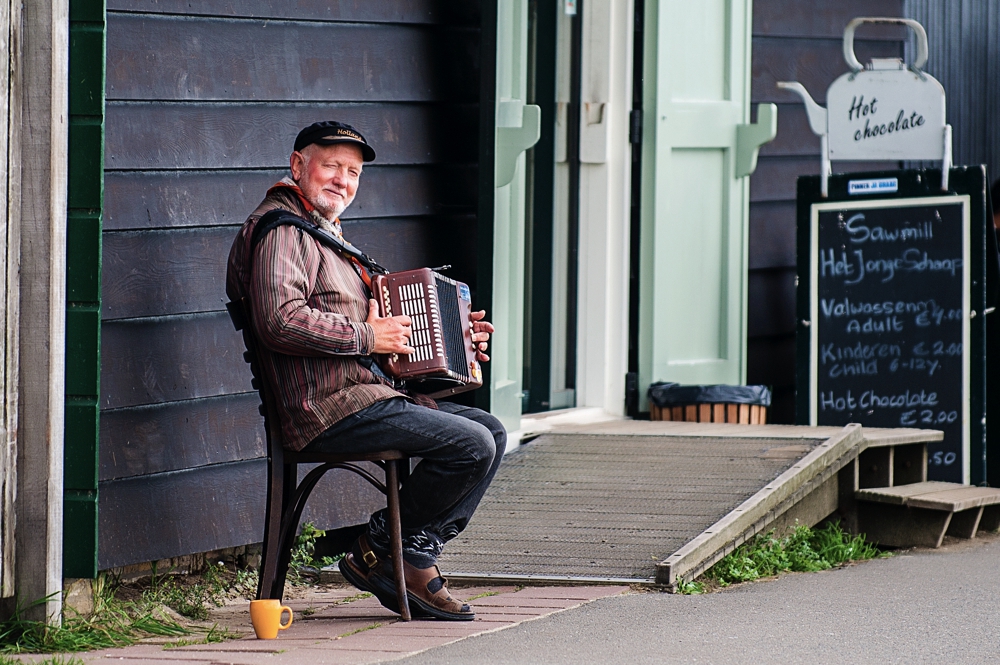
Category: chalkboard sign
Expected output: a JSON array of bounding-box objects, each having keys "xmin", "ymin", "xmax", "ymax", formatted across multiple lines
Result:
[{"xmin": 796, "ymin": 168, "xmax": 990, "ymax": 485}]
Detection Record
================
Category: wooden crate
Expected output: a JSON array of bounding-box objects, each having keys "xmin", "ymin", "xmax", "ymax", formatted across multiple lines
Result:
[{"xmin": 649, "ymin": 402, "xmax": 767, "ymax": 425}]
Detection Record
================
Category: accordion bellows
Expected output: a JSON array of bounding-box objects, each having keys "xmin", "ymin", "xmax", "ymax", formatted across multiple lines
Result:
[{"xmin": 373, "ymin": 268, "xmax": 483, "ymax": 398}]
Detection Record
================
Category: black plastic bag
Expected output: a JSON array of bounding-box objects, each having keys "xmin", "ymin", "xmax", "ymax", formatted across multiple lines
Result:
[{"xmin": 647, "ymin": 382, "xmax": 772, "ymax": 408}]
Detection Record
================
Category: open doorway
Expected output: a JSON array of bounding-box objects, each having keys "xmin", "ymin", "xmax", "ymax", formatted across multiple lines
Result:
[{"xmin": 522, "ymin": 0, "xmax": 579, "ymax": 415}]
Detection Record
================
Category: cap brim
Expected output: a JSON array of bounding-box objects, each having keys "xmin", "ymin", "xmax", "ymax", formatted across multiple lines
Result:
[{"xmin": 313, "ymin": 137, "xmax": 377, "ymax": 162}]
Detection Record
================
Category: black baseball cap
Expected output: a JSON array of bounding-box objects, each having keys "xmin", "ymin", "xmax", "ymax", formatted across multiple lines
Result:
[{"xmin": 293, "ymin": 121, "xmax": 376, "ymax": 162}]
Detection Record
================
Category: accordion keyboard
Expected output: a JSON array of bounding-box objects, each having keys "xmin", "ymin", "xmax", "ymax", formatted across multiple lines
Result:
[{"xmin": 397, "ymin": 281, "xmax": 441, "ymax": 363}]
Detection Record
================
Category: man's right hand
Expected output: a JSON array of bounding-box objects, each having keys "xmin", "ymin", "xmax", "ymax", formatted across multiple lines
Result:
[{"xmin": 366, "ymin": 299, "xmax": 415, "ymax": 355}]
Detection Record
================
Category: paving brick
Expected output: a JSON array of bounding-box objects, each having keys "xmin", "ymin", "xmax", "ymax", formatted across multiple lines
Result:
[
  {"xmin": 87, "ymin": 652, "xmax": 217, "ymax": 663},
  {"xmin": 448, "ymin": 585, "xmax": 518, "ymax": 597},
  {"xmin": 455, "ymin": 611, "xmax": 543, "ymax": 621},
  {"xmin": 262, "ymin": 648, "xmax": 407, "ymax": 665},
  {"xmin": 275, "ymin": 618, "xmax": 394, "ymax": 640},
  {"xmin": 470, "ymin": 596, "xmax": 580, "ymax": 608},
  {"xmin": 508, "ymin": 584, "xmax": 630, "ymax": 600},
  {"xmin": 318, "ymin": 633, "xmax": 453, "ymax": 652},
  {"xmin": 373, "ymin": 623, "xmax": 491, "ymax": 637},
  {"xmin": 84, "ymin": 657, "xmax": 217, "ymax": 665}
]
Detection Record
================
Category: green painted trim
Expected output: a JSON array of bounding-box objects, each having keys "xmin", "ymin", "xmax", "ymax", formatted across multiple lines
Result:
[
  {"xmin": 63, "ymin": 491, "xmax": 98, "ymax": 579},
  {"xmin": 64, "ymin": 0, "xmax": 105, "ymax": 580},
  {"xmin": 65, "ymin": 399, "xmax": 99, "ymax": 490},
  {"xmin": 65, "ymin": 307, "xmax": 100, "ymax": 397}
]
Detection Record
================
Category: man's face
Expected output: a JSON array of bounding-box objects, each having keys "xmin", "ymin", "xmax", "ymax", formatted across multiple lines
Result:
[{"xmin": 290, "ymin": 143, "xmax": 363, "ymax": 219}]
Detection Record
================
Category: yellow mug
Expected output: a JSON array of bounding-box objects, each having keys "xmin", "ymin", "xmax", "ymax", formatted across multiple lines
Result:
[{"xmin": 249, "ymin": 599, "xmax": 293, "ymax": 639}]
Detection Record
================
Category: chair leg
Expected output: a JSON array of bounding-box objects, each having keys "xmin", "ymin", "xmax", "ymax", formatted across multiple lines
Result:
[
  {"xmin": 257, "ymin": 454, "xmax": 286, "ymax": 600},
  {"xmin": 270, "ymin": 463, "xmax": 303, "ymax": 599},
  {"xmin": 273, "ymin": 463, "xmax": 332, "ymax": 601},
  {"xmin": 385, "ymin": 460, "xmax": 411, "ymax": 621}
]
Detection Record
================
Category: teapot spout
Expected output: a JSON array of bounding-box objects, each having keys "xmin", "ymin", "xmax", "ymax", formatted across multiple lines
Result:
[{"xmin": 777, "ymin": 81, "xmax": 827, "ymax": 136}]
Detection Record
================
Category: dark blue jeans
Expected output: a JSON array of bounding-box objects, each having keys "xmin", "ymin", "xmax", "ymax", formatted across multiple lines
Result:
[{"xmin": 304, "ymin": 397, "xmax": 506, "ymax": 568}]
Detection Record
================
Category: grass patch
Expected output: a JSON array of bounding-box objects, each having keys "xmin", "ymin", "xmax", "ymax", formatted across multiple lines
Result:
[
  {"xmin": 162, "ymin": 625, "xmax": 239, "ymax": 649},
  {"xmin": 140, "ymin": 562, "xmax": 244, "ymax": 621},
  {"xmin": 338, "ymin": 592, "xmax": 372, "ymax": 605},
  {"xmin": 0, "ymin": 562, "xmax": 252, "ymax": 654},
  {"xmin": 0, "ymin": 577, "xmax": 191, "ymax": 654},
  {"xmin": 0, "ymin": 522, "xmax": 344, "ymax": 655},
  {"xmin": 0, "ymin": 656, "xmax": 86, "ymax": 665},
  {"xmin": 465, "ymin": 591, "xmax": 500, "ymax": 601},
  {"xmin": 679, "ymin": 521, "xmax": 886, "ymax": 594},
  {"xmin": 336, "ymin": 622, "xmax": 383, "ymax": 639},
  {"xmin": 675, "ymin": 578, "xmax": 707, "ymax": 595}
]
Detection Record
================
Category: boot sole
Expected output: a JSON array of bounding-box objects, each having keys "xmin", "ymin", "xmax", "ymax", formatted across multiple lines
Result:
[{"xmin": 338, "ymin": 555, "xmax": 420, "ymax": 617}]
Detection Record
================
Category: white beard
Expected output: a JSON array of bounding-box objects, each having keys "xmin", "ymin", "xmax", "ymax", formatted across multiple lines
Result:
[{"xmin": 310, "ymin": 192, "xmax": 350, "ymax": 221}]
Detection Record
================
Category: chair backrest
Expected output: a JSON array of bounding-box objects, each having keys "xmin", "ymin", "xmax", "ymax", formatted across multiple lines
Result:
[{"xmin": 226, "ymin": 297, "xmax": 286, "ymax": 456}]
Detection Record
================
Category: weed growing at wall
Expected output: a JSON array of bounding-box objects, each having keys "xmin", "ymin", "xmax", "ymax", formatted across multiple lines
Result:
[
  {"xmin": 287, "ymin": 522, "xmax": 341, "ymax": 586},
  {"xmin": 0, "ymin": 576, "xmax": 189, "ymax": 653},
  {"xmin": 0, "ymin": 522, "xmax": 344, "ymax": 653},
  {"xmin": 679, "ymin": 521, "xmax": 885, "ymax": 594}
]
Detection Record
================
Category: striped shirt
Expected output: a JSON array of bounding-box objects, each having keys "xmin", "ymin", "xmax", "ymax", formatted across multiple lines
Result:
[{"xmin": 226, "ymin": 183, "xmax": 401, "ymax": 451}]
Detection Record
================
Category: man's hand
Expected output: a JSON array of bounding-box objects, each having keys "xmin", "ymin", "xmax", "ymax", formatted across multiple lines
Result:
[
  {"xmin": 366, "ymin": 300, "xmax": 414, "ymax": 355},
  {"xmin": 470, "ymin": 310, "xmax": 494, "ymax": 362}
]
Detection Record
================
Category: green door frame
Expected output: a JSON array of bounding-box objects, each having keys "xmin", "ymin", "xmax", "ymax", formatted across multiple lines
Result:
[
  {"xmin": 478, "ymin": 0, "xmax": 541, "ymax": 433},
  {"xmin": 64, "ymin": 0, "xmax": 105, "ymax": 579}
]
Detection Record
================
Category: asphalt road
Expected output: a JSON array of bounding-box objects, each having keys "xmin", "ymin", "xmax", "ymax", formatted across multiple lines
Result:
[{"xmin": 395, "ymin": 534, "xmax": 1000, "ymax": 665}]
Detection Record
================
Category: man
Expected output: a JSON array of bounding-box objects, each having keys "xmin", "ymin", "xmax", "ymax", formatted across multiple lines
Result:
[{"xmin": 226, "ymin": 121, "xmax": 505, "ymax": 621}]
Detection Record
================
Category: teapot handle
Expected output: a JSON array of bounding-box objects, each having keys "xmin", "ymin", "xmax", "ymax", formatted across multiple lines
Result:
[{"xmin": 843, "ymin": 17, "xmax": 928, "ymax": 72}]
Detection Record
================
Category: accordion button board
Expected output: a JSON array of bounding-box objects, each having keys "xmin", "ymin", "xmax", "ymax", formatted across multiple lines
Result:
[{"xmin": 372, "ymin": 268, "xmax": 483, "ymax": 398}]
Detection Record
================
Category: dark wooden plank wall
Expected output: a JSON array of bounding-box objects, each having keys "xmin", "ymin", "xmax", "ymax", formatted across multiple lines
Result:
[
  {"xmin": 100, "ymin": 2, "xmax": 482, "ymax": 570},
  {"xmin": 747, "ymin": 1, "xmax": 905, "ymax": 423}
]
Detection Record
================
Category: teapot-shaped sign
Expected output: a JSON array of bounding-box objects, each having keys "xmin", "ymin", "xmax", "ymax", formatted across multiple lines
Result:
[{"xmin": 778, "ymin": 17, "xmax": 952, "ymax": 196}]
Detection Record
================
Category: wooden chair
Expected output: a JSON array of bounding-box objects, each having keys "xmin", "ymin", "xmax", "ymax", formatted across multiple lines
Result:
[{"xmin": 226, "ymin": 297, "xmax": 411, "ymax": 620}]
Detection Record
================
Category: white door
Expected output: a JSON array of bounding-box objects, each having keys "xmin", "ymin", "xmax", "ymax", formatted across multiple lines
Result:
[{"xmin": 639, "ymin": 0, "xmax": 772, "ymax": 404}]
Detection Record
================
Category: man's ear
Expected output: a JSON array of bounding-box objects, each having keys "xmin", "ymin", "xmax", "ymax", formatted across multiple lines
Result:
[{"xmin": 289, "ymin": 151, "xmax": 305, "ymax": 181}]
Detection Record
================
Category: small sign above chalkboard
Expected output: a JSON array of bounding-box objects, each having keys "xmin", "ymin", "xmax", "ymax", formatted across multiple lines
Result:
[{"xmin": 796, "ymin": 168, "xmax": 990, "ymax": 485}]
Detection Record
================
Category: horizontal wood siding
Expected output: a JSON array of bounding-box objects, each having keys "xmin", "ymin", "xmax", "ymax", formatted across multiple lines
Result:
[
  {"xmin": 107, "ymin": 15, "xmax": 479, "ymax": 102},
  {"xmin": 104, "ymin": 103, "xmax": 478, "ymax": 170},
  {"xmin": 100, "ymin": 393, "xmax": 263, "ymax": 482},
  {"xmin": 100, "ymin": 3, "xmax": 481, "ymax": 569},
  {"xmin": 105, "ymin": 166, "xmax": 477, "ymax": 230},
  {"xmin": 99, "ymin": 457, "xmax": 385, "ymax": 570},
  {"xmin": 102, "ymin": 215, "xmax": 477, "ymax": 320},
  {"xmin": 105, "ymin": 1, "xmax": 481, "ymax": 25},
  {"xmin": 748, "ymin": 1, "xmax": 904, "ymax": 423}
]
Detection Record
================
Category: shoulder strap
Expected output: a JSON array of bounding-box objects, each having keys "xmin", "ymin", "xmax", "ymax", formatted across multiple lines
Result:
[{"xmin": 250, "ymin": 209, "xmax": 389, "ymax": 276}]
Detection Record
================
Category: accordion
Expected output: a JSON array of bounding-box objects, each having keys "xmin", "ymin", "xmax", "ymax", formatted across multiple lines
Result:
[{"xmin": 372, "ymin": 268, "xmax": 483, "ymax": 398}]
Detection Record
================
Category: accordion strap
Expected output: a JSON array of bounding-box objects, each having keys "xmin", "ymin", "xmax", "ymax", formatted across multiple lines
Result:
[
  {"xmin": 249, "ymin": 208, "xmax": 390, "ymax": 277},
  {"xmin": 247, "ymin": 208, "xmax": 400, "ymax": 387}
]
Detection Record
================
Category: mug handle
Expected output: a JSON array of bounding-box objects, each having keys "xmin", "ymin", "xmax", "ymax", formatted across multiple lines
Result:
[{"xmin": 278, "ymin": 606, "xmax": 293, "ymax": 630}]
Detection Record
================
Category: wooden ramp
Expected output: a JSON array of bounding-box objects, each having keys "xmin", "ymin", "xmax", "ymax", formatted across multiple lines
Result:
[{"xmin": 438, "ymin": 421, "xmax": 942, "ymax": 590}]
